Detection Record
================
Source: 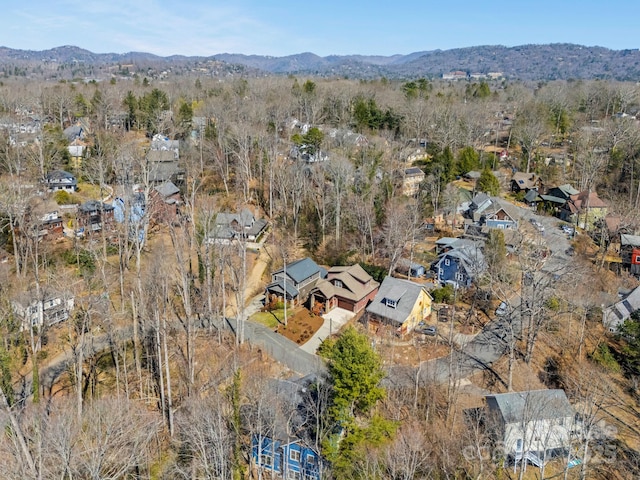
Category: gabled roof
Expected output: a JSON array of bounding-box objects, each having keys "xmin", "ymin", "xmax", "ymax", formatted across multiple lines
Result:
[
  {"xmin": 327, "ymin": 264, "xmax": 369, "ymax": 283},
  {"xmin": 216, "ymin": 209, "xmax": 256, "ymax": 228},
  {"xmin": 366, "ymin": 277, "xmax": 431, "ymax": 326},
  {"xmin": 484, "ymin": 199, "xmax": 519, "ymax": 223},
  {"xmin": 524, "ymin": 189, "xmax": 542, "ymax": 203},
  {"xmin": 63, "ymin": 125, "xmax": 83, "ymax": 141},
  {"xmin": 511, "ymin": 172, "xmax": 541, "ymax": 190},
  {"xmin": 471, "ymin": 192, "xmax": 491, "ymax": 207},
  {"xmin": 438, "ymin": 244, "xmax": 486, "ymax": 274},
  {"xmin": 485, "ymin": 389, "xmax": 574, "ymax": 424},
  {"xmin": 570, "ymin": 190, "xmax": 608, "ymax": 209},
  {"xmin": 150, "ymin": 134, "xmax": 179, "ymax": 152},
  {"xmin": 315, "ymin": 264, "xmax": 379, "ymax": 302},
  {"xmin": 274, "ymin": 258, "xmax": 325, "ymax": 285},
  {"xmin": 45, "ymin": 169, "xmax": 76, "ymax": 182},
  {"xmin": 154, "ymin": 181, "xmax": 180, "ymax": 199},
  {"xmin": 556, "ymin": 184, "xmax": 579, "ymax": 197}
]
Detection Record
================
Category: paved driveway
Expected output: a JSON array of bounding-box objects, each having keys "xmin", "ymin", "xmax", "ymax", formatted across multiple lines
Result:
[{"xmin": 299, "ymin": 308, "xmax": 355, "ymax": 354}]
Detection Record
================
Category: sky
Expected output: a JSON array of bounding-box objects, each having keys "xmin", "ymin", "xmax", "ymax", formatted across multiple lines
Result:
[{"xmin": 2, "ymin": 0, "xmax": 639, "ymax": 57}]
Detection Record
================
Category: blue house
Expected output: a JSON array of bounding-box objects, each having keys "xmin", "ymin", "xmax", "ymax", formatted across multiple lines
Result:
[
  {"xmin": 252, "ymin": 435, "xmax": 321, "ymax": 480},
  {"xmin": 434, "ymin": 242, "xmax": 485, "ymax": 288},
  {"xmin": 112, "ymin": 192, "xmax": 146, "ymax": 244}
]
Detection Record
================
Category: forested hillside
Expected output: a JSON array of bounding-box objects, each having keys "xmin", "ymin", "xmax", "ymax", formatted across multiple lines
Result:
[{"xmin": 1, "ymin": 43, "xmax": 640, "ymax": 81}]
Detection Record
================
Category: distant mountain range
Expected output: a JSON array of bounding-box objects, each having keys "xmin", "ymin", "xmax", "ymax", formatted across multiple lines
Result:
[{"xmin": 1, "ymin": 44, "xmax": 639, "ymax": 81}]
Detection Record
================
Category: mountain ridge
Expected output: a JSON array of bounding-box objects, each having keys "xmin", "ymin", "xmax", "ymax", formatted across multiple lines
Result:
[{"xmin": 1, "ymin": 43, "xmax": 639, "ymax": 81}]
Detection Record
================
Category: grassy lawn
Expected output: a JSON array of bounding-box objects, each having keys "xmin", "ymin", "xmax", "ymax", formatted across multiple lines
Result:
[
  {"xmin": 77, "ymin": 182, "xmax": 108, "ymax": 201},
  {"xmin": 250, "ymin": 309, "xmax": 285, "ymax": 328}
]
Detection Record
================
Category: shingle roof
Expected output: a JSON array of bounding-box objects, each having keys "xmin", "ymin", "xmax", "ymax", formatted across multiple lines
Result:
[
  {"xmin": 569, "ymin": 190, "xmax": 608, "ymax": 210},
  {"xmin": 511, "ymin": 172, "xmax": 540, "ymax": 190},
  {"xmin": 471, "ymin": 192, "xmax": 490, "ymax": 207},
  {"xmin": 314, "ymin": 264, "xmax": 379, "ymax": 302},
  {"xmin": 45, "ymin": 169, "xmax": 76, "ymax": 182},
  {"xmin": 274, "ymin": 258, "xmax": 324, "ymax": 285},
  {"xmin": 366, "ymin": 277, "xmax": 430, "ymax": 326},
  {"xmin": 266, "ymin": 279, "xmax": 299, "ymax": 299},
  {"xmin": 486, "ymin": 389, "xmax": 574, "ymax": 424},
  {"xmin": 438, "ymin": 245, "xmax": 486, "ymax": 274},
  {"xmin": 154, "ymin": 181, "xmax": 180, "ymax": 198},
  {"xmin": 524, "ymin": 190, "xmax": 542, "ymax": 203}
]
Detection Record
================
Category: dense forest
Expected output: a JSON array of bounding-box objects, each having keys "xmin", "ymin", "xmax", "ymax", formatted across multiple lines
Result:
[{"xmin": 0, "ymin": 67, "xmax": 640, "ymax": 479}]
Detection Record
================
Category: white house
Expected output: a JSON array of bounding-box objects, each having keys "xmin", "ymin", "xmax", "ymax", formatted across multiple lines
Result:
[
  {"xmin": 485, "ymin": 389, "xmax": 575, "ymax": 467},
  {"xmin": 44, "ymin": 170, "xmax": 77, "ymax": 193},
  {"xmin": 12, "ymin": 290, "xmax": 75, "ymax": 330}
]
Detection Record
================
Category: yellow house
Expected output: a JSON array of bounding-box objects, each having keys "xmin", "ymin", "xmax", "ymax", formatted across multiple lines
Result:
[
  {"xmin": 561, "ymin": 190, "xmax": 608, "ymax": 231},
  {"xmin": 365, "ymin": 277, "xmax": 433, "ymax": 335}
]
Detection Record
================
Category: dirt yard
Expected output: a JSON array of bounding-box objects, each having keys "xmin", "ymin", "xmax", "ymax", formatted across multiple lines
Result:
[{"xmin": 274, "ymin": 308, "xmax": 324, "ymax": 345}]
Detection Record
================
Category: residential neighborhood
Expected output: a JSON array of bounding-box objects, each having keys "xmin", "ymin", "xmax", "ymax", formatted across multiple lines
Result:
[{"xmin": 0, "ymin": 50, "xmax": 639, "ymax": 479}]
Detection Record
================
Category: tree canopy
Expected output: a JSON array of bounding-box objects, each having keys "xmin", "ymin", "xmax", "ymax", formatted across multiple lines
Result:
[
  {"xmin": 320, "ymin": 326, "xmax": 385, "ymax": 421},
  {"xmin": 477, "ymin": 167, "xmax": 500, "ymax": 196}
]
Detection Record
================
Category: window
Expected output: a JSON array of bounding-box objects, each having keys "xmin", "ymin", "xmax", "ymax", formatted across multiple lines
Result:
[
  {"xmin": 385, "ymin": 298, "xmax": 397, "ymax": 308},
  {"xmin": 334, "ymin": 280, "xmax": 343, "ymax": 288},
  {"xmin": 306, "ymin": 454, "xmax": 316, "ymax": 465},
  {"xmin": 635, "ymin": 255, "xmax": 640, "ymax": 263},
  {"xmin": 260, "ymin": 455, "xmax": 272, "ymax": 467},
  {"xmin": 290, "ymin": 449, "xmax": 301, "ymax": 462},
  {"xmin": 455, "ymin": 273, "xmax": 464, "ymax": 282},
  {"xmin": 444, "ymin": 258, "xmax": 450, "ymax": 266},
  {"xmin": 291, "ymin": 472, "xmax": 301, "ymax": 480}
]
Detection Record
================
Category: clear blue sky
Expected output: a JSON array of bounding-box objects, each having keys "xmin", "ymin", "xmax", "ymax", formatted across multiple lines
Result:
[{"xmin": 2, "ymin": 0, "xmax": 639, "ymax": 57}]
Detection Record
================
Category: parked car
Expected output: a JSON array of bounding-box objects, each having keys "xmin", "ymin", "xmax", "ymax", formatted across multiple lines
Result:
[
  {"xmin": 422, "ymin": 326, "xmax": 437, "ymax": 336},
  {"xmin": 529, "ymin": 218, "xmax": 545, "ymax": 233},
  {"xmin": 561, "ymin": 225, "xmax": 575, "ymax": 236},
  {"xmin": 495, "ymin": 301, "xmax": 508, "ymax": 316}
]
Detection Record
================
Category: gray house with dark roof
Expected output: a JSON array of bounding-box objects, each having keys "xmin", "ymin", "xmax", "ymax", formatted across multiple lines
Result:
[
  {"xmin": 485, "ymin": 389, "xmax": 575, "ymax": 467},
  {"xmin": 365, "ymin": 277, "xmax": 432, "ymax": 334},
  {"xmin": 207, "ymin": 209, "xmax": 268, "ymax": 244},
  {"xmin": 468, "ymin": 193, "xmax": 492, "ymax": 223},
  {"xmin": 265, "ymin": 258, "xmax": 327, "ymax": 306}
]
